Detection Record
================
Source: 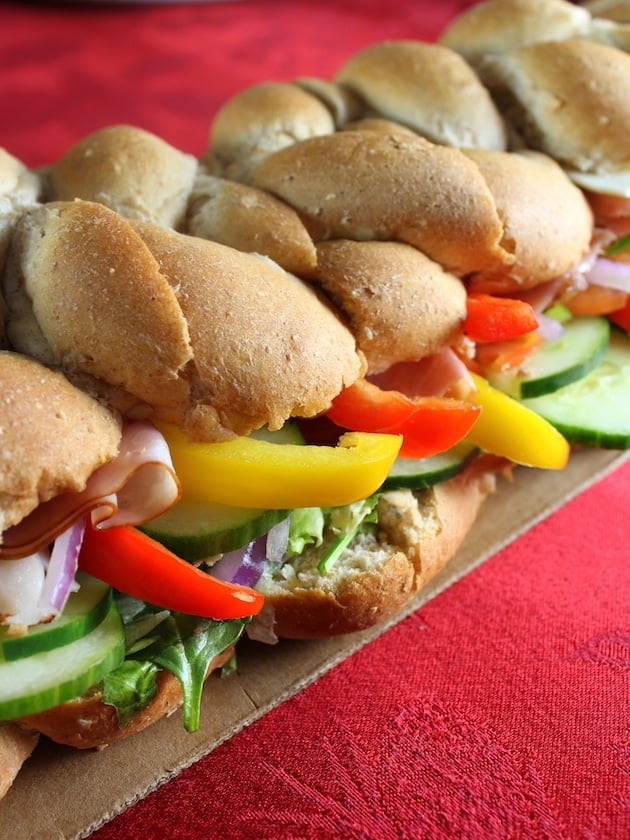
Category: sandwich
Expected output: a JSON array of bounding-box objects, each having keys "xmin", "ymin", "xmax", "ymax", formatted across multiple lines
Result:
[
  {"xmin": 1, "ymin": 4, "xmax": 629, "ymax": 800},
  {"xmin": 0, "ymin": 349, "xmax": 263, "ymax": 795}
]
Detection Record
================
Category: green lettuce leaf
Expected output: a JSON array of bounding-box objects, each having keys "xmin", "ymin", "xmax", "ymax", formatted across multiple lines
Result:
[
  {"xmin": 103, "ymin": 659, "xmax": 160, "ymax": 727},
  {"xmin": 105, "ymin": 594, "xmax": 247, "ymax": 731},
  {"xmin": 142, "ymin": 613, "xmax": 246, "ymax": 731}
]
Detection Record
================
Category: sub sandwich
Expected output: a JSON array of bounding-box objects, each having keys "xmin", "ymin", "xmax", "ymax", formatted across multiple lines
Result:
[{"xmin": 1, "ymin": 0, "xmax": 629, "ymax": 800}]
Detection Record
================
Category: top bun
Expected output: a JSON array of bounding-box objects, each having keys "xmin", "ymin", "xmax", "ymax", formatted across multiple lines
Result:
[
  {"xmin": 439, "ymin": 0, "xmax": 592, "ymax": 64},
  {"xmin": 4, "ymin": 200, "xmax": 364, "ymax": 441},
  {"xmin": 480, "ymin": 38, "xmax": 630, "ymax": 173},
  {"xmin": 313, "ymin": 240, "xmax": 466, "ymax": 373},
  {"xmin": 0, "ymin": 350, "xmax": 121, "ymax": 533},
  {"xmin": 4, "ymin": 200, "xmax": 194, "ymax": 419},
  {"xmin": 585, "ymin": 0, "xmax": 630, "ymax": 21},
  {"xmin": 0, "ymin": 149, "xmax": 41, "ymax": 306},
  {"xmin": 131, "ymin": 220, "xmax": 365, "ymax": 439},
  {"xmin": 43, "ymin": 125, "xmax": 198, "ymax": 229},
  {"xmin": 251, "ymin": 129, "xmax": 513, "ymax": 277},
  {"xmin": 464, "ymin": 149, "xmax": 594, "ymax": 292},
  {"xmin": 335, "ymin": 40, "xmax": 507, "ymax": 150},
  {"xmin": 186, "ymin": 173, "xmax": 318, "ymax": 277},
  {"xmin": 204, "ymin": 81, "xmax": 336, "ymax": 182}
]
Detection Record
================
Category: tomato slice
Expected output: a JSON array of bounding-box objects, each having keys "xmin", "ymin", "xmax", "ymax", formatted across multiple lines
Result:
[
  {"xmin": 563, "ymin": 286, "xmax": 628, "ymax": 317},
  {"xmin": 464, "ymin": 293, "xmax": 538, "ymax": 343},
  {"xmin": 325, "ymin": 378, "xmax": 481, "ymax": 459},
  {"xmin": 609, "ymin": 296, "xmax": 630, "ymax": 332}
]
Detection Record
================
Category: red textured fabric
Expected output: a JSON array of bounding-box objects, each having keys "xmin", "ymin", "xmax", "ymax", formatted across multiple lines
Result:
[
  {"xmin": 0, "ymin": 0, "xmax": 478, "ymax": 166},
  {"xmin": 0, "ymin": 2, "xmax": 629, "ymax": 838}
]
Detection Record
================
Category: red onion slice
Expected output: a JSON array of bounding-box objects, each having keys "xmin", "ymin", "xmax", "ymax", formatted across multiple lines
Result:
[
  {"xmin": 517, "ymin": 278, "xmax": 565, "ymax": 313},
  {"xmin": 585, "ymin": 257, "xmax": 630, "ymax": 293},
  {"xmin": 265, "ymin": 518, "xmax": 290, "ymax": 563},
  {"xmin": 209, "ymin": 537, "xmax": 267, "ymax": 588},
  {"xmin": 37, "ymin": 519, "xmax": 86, "ymax": 616},
  {"xmin": 536, "ymin": 312, "xmax": 565, "ymax": 341}
]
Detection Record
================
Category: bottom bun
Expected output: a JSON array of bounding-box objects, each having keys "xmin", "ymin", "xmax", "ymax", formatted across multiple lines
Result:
[
  {"xmin": 255, "ymin": 461, "xmax": 498, "ymax": 639},
  {"xmin": 17, "ymin": 646, "xmax": 235, "ymax": 750},
  {"xmin": 0, "ymin": 723, "xmax": 39, "ymax": 800}
]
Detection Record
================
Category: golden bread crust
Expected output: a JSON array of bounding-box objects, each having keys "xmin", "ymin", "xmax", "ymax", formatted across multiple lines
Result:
[
  {"xmin": 44, "ymin": 125, "xmax": 198, "ymax": 229},
  {"xmin": 464, "ymin": 149, "xmax": 594, "ymax": 292},
  {"xmin": 251, "ymin": 130, "xmax": 513, "ymax": 277},
  {"xmin": 341, "ymin": 117, "xmax": 421, "ymax": 139},
  {"xmin": 314, "ymin": 239, "xmax": 466, "ymax": 373},
  {"xmin": 0, "ymin": 351, "xmax": 122, "ymax": 533},
  {"xmin": 205, "ymin": 81, "xmax": 336, "ymax": 181},
  {"xmin": 4, "ymin": 198, "xmax": 363, "ymax": 442},
  {"xmin": 131, "ymin": 221, "xmax": 365, "ymax": 439},
  {"xmin": 585, "ymin": 0, "xmax": 630, "ymax": 21},
  {"xmin": 481, "ymin": 38, "xmax": 630, "ymax": 172},
  {"xmin": 4, "ymin": 201, "xmax": 193, "ymax": 418},
  {"xmin": 186, "ymin": 173, "xmax": 318, "ymax": 277},
  {"xmin": 293, "ymin": 77, "xmax": 365, "ymax": 127},
  {"xmin": 0, "ymin": 148, "xmax": 41, "ymax": 277},
  {"xmin": 258, "ymin": 463, "xmax": 496, "ymax": 639},
  {"xmin": 335, "ymin": 39, "xmax": 507, "ymax": 150},
  {"xmin": 439, "ymin": 0, "xmax": 591, "ymax": 64}
]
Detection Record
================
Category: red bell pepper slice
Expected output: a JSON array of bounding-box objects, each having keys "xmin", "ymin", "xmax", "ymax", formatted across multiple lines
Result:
[
  {"xmin": 464, "ymin": 293, "xmax": 538, "ymax": 343},
  {"xmin": 609, "ymin": 296, "xmax": 630, "ymax": 332},
  {"xmin": 78, "ymin": 521, "xmax": 264, "ymax": 620},
  {"xmin": 325, "ymin": 378, "xmax": 481, "ymax": 459}
]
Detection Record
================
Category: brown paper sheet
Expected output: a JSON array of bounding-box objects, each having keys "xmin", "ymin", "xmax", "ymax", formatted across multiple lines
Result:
[{"xmin": 1, "ymin": 448, "xmax": 627, "ymax": 839}]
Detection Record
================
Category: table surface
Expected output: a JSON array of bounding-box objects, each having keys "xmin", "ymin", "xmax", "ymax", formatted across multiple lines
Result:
[{"xmin": 1, "ymin": 2, "xmax": 629, "ymax": 838}]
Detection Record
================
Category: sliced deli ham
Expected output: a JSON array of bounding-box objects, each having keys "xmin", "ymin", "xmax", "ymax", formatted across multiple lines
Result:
[{"xmin": 0, "ymin": 422, "xmax": 181, "ymax": 561}]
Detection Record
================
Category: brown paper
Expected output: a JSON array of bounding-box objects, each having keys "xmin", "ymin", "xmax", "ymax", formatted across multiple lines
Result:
[{"xmin": 1, "ymin": 448, "xmax": 626, "ymax": 840}]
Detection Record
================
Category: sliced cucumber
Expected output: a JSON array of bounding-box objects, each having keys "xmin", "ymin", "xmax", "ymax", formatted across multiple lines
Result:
[
  {"xmin": 0, "ymin": 601, "xmax": 125, "ymax": 720},
  {"xmin": 382, "ymin": 442, "xmax": 478, "ymax": 490},
  {"xmin": 522, "ymin": 328, "xmax": 630, "ymax": 449},
  {"xmin": 486, "ymin": 316, "xmax": 610, "ymax": 399},
  {"xmin": 140, "ymin": 498, "xmax": 289, "ymax": 560},
  {"xmin": 250, "ymin": 421, "xmax": 305, "ymax": 444},
  {"xmin": 0, "ymin": 573, "xmax": 112, "ymax": 662},
  {"xmin": 140, "ymin": 422, "xmax": 303, "ymax": 560}
]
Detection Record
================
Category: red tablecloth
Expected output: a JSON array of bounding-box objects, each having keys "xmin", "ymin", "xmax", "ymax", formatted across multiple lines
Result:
[{"xmin": 1, "ymin": 2, "xmax": 629, "ymax": 838}]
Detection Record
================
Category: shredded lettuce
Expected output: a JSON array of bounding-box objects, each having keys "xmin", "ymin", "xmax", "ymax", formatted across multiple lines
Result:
[
  {"xmin": 604, "ymin": 233, "xmax": 630, "ymax": 256},
  {"xmin": 317, "ymin": 495, "xmax": 380, "ymax": 573},
  {"xmin": 286, "ymin": 507, "xmax": 325, "ymax": 556},
  {"xmin": 284, "ymin": 495, "xmax": 380, "ymax": 574}
]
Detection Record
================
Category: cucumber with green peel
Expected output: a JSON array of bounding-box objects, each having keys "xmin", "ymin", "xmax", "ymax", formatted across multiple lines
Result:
[
  {"xmin": 249, "ymin": 421, "xmax": 305, "ymax": 444},
  {"xmin": 485, "ymin": 316, "xmax": 610, "ymax": 399},
  {"xmin": 139, "ymin": 499, "xmax": 289, "ymax": 560},
  {"xmin": 0, "ymin": 573, "xmax": 112, "ymax": 662},
  {"xmin": 522, "ymin": 328, "xmax": 630, "ymax": 449},
  {"xmin": 382, "ymin": 442, "xmax": 478, "ymax": 491},
  {"xmin": 0, "ymin": 601, "xmax": 125, "ymax": 721},
  {"xmin": 140, "ymin": 421, "xmax": 304, "ymax": 559}
]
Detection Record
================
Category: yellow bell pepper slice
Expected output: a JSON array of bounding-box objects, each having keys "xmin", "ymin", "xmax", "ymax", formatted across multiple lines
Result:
[
  {"xmin": 464, "ymin": 373, "xmax": 570, "ymax": 469},
  {"xmin": 158, "ymin": 423, "xmax": 402, "ymax": 509}
]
